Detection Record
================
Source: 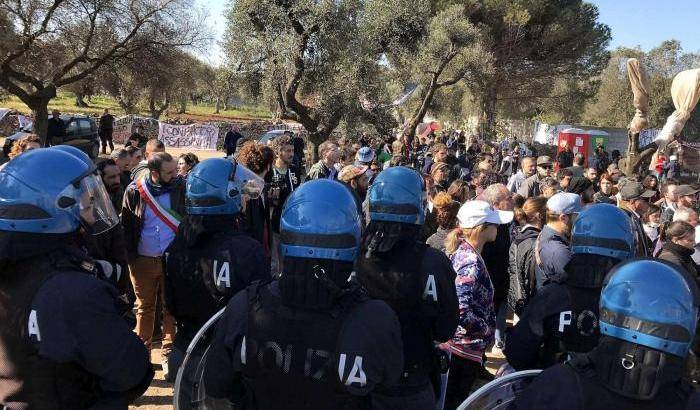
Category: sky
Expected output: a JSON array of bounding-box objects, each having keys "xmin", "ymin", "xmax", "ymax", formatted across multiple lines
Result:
[{"xmin": 197, "ymin": 0, "xmax": 700, "ymax": 66}]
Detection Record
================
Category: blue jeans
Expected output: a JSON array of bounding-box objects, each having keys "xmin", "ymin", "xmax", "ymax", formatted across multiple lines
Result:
[{"xmin": 494, "ymin": 302, "xmax": 508, "ymax": 346}]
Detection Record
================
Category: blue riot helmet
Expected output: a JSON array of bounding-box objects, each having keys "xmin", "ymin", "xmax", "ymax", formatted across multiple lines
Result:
[
  {"xmin": 0, "ymin": 148, "xmax": 119, "ymax": 235},
  {"xmin": 52, "ymin": 145, "xmax": 92, "ymax": 166},
  {"xmin": 280, "ymin": 179, "xmax": 362, "ymax": 262},
  {"xmin": 571, "ymin": 204, "xmax": 635, "ymax": 260},
  {"xmin": 600, "ymin": 259, "xmax": 700, "ymax": 357},
  {"xmin": 367, "ymin": 166, "xmax": 426, "ymax": 225},
  {"xmin": 186, "ymin": 158, "xmax": 264, "ymax": 215}
]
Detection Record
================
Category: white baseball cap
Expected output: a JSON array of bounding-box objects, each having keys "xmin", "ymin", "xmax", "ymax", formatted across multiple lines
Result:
[
  {"xmin": 457, "ymin": 200, "xmax": 514, "ymax": 228},
  {"xmin": 356, "ymin": 146, "xmax": 375, "ymax": 163}
]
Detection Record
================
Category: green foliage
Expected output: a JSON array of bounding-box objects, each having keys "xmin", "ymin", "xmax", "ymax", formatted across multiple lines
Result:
[{"xmin": 464, "ymin": 0, "xmax": 611, "ymax": 129}]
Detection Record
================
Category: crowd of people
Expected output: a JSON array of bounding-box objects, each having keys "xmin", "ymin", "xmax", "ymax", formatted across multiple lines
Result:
[{"xmin": 0, "ymin": 126, "xmax": 698, "ymax": 410}]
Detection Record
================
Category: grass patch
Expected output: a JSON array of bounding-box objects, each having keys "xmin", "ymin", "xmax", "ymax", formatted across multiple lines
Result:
[{"xmin": 1, "ymin": 92, "xmax": 272, "ymax": 121}]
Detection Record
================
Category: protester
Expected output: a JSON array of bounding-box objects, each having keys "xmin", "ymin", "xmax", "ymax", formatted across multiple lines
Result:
[
  {"xmin": 236, "ymin": 141, "xmax": 275, "ymax": 256},
  {"xmin": 431, "ymin": 162, "xmax": 451, "ymax": 193},
  {"xmin": 126, "ymin": 145, "xmax": 143, "ymax": 169},
  {"xmin": 97, "ymin": 159, "xmax": 125, "ymax": 214},
  {"xmin": 267, "ymin": 135, "xmax": 301, "ymax": 273},
  {"xmin": 658, "ymin": 178, "xmax": 680, "ymax": 222},
  {"xmin": 223, "ymin": 126, "xmax": 243, "ymax": 156},
  {"xmin": 642, "ymin": 174, "xmax": 660, "ymax": 202},
  {"xmin": 666, "ymin": 154, "xmax": 681, "ymax": 180},
  {"xmin": 8, "ymin": 134, "xmax": 41, "ymax": 160},
  {"xmin": 507, "ymin": 196, "xmax": 547, "ymax": 315},
  {"xmin": 177, "ymin": 152, "xmax": 199, "ymax": 177},
  {"xmin": 566, "ymin": 176, "xmax": 596, "ymax": 204},
  {"xmin": 657, "ymin": 221, "xmax": 699, "ymax": 279},
  {"xmin": 555, "ymin": 141, "xmax": 574, "ymax": 169},
  {"xmin": 498, "ymin": 147, "xmax": 518, "ymax": 177},
  {"xmin": 584, "ymin": 166, "xmax": 598, "ymax": 185},
  {"xmin": 338, "ymin": 164, "xmax": 370, "ymax": 203},
  {"xmin": 426, "ymin": 192, "xmax": 459, "ymax": 252},
  {"xmin": 442, "ymin": 200, "xmax": 513, "ymax": 409},
  {"xmin": 112, "ymin": 148, "xmax": 133, "ymax": 188},
  {"xmin": 507, "ymin": 156, "xmax": 536, "ymax": 193},
  {"xmin": 481, "ymin": 184, "xmax": 515, "ymax": 351},
  {"xmin": 121, "ymin": 151, "xmax": 183, "ymax": 379},
  {"xmin": 131, "ymin": 138, "xmax": 166, "ymax": 181},
  {"xmin": 567, "ymin": 153, "xmax": 585, "ymax": 178},
  {"xmin": 99, "ymin": 108, "xmax": 115, "ymax": 154},
  {"xmin": 47, "ymin": 109, "xmax": 66, "ymax": 145},
  {"xmin": 593, "ymin": 172, "xmax": 616, "ymax": 204},
  {"xmin": 642, "ymin": 204, "xmax": 662, "ymax": 243},
  {"xmin": 448, "ymin": 179, "xmax": 472, "ymax": 203},
  {"xmin": 534, "ymin": 192, "xmax": 583, "ymax": 289},
  {"xmin": 556, "ymin": 168, "xmax": 573, "ymax": 191},
  {"xmin": 126, "ymin": 125, "xmax": 148, "ymax": 149},
  {"xmin": 592, "ymin": 144, "xmax": 609, "ymax": 173},
  {"xmin": 305, "ymin": 140, "xmax": 340, "ymax": 181},
  {"xmin": 618, "ymin": 179, "xmax": 656, "ymax": 256},
  {"xmin": 517, "ymin": 156, "xmax": 553, "ymax": 199},
  {"xmin": 540, "ymin": 177, "xmax": 560, "ymax": 198}
]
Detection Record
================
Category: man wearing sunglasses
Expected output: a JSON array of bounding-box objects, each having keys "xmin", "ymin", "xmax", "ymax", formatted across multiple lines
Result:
[{"xmin": 518, "ymin": 156, "xmax": 554, "ymax": 199}]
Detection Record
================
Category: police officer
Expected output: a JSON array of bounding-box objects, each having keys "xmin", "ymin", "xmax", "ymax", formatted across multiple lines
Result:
[
  {"xmin": 513, "ymin": 258, "xmax": 700, "ymax": 409},
  {"xmin": 0, "ymin": 148, "xmax": 153, "ymax": 409},
  {"xmin": 504, "ymin": 204, "xmax": 635, "ymax": 371},
  {"xmin": 355, "ymin": 166, "xmax": 459, "ymax": 409},
  {"xmin": 164, "ymin": 158, "xmax": 271, "ymax": 389},
  {"xmin": 202, "ymin": 179, "xmax": 404, "ymax": 408}
]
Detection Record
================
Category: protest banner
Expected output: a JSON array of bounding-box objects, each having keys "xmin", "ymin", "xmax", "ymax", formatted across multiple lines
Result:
[
  {"xmin": 159, "ymin": 122, "xmax": 219, "ymax": 150},
  {"xmin": 112, "ymin": 117, "xmax": 133, "ymax": 144}
]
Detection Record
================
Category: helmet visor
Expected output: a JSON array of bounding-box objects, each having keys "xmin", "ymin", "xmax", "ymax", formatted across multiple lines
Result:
[
  {"xmin": 58, "ymin": 174, "xmax": 119, "ymax": 235},
  {"xmin": 231, "ymin": 163, "xmax": 265, "ymax": 200}
]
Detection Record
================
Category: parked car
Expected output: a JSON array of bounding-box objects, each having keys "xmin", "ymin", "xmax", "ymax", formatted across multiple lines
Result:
[
  {"xmin": 257, "ymin": 129, "xmax": 288, "ymax": 145},
  {"xmin": 3, "ymin": 115, "xmax": 100, "ymax": 159}
]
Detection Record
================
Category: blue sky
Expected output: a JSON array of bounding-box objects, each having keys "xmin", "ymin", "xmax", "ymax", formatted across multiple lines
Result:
[{"xmin": 198, "ymin": 0, "xmax": 700, "ymax": 65}]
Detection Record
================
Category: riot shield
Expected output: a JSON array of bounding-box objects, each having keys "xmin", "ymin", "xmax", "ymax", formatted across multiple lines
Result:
[
  {"xmin": 456, "ymin": 369, "xmax": 542, "ymax": 410},
  {"xmin": 173, "ymin": 308, "xmax": 234, "ymax": 410}
]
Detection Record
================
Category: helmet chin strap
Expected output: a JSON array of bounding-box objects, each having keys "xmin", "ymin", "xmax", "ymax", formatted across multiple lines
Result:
[{"xmin": 589, "ymin": 336, "xmax": 686, "ymax": 401}]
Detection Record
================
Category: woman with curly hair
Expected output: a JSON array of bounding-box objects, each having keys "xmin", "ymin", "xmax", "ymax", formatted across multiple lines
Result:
[
  {"xmin": 426, "ymin": 192, "xmax": 459, "ymax": 252},
  {"xmin": 177, "ymin": 152, "xmax": 199, "ymax": 177},
  {"xmin": 9, "ymin": 134, "xmax": 41, "ymax": 160},
  {"xmin": 235, "ymin": 141, "xmax": 274, "ymax": 258}
]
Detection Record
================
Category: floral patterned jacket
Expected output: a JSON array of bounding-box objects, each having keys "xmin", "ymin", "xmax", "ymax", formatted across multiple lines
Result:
[{"xmin": 442, "ymin": 240, "xmax": 496, "ymax": 363}]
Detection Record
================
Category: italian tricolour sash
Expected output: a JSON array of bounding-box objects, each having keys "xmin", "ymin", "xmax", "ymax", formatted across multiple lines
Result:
[{"xmin": 136, "ymin": 177, "xmax": 182, "ymax": 233}]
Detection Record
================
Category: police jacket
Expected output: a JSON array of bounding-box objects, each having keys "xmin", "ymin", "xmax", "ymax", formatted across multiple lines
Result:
[
  {"xmin": 513, "ymin": 339, "xmax": 700, "ymax": 410},
  {"xmin": 0, "ymin": 234, "xmax": 153, "ymax": 409},
  {"xmin": 164, "ymin": 215, "xmax": 271, "ymax": 347},
  {"xmin": 356, "ymin": 243, "xmax": 459, "ymax": 387},
  {"xmin": 504, "ymin": 254, "xmax": 611, "ymax": 371},
  {"xmin": 202, "ymin": 281, "xmax": 404, "ymax": 409}
]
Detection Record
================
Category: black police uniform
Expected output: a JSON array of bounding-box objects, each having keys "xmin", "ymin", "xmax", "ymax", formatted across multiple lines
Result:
[
  {"xmin": 202, "ymin": 281, "xmax": 404, "ymax": 409},
  {"xmin": 356, "ymin": 243, "xmax": 459, "ymax": 408},
  {"xmin": 504, "ymin": 254, "xmax": 614, "ymax": 370},
  {"xmin": 0, "ymin": 240, "xmax": 153, "ymax": 409},
  {"xmin": 164, "ymin": 216, "xmax": 271, "ymax": 355},
  {"xmin": 513, "ymin": 338, "xmax": 700, "ymax": 410}
]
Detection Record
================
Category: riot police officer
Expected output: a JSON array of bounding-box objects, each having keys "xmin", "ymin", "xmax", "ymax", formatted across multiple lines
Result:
[
  {"xmin": 201, "ymin": 179, "xmax": 404, "ymax": 409},
  {"xmin": 504, "ymin": 204, "xmax": 635, "ymax": 371},
  {"xmin": 164, "ymin": 158, "xmax": 271, "ymax": 390},
  {"xmin": 0, "ymin": 148, "xmax": 153, "ymax": 409},
  {"xmin": 513, "ymin": 258, "xmax": 700, "ymax": 409},
  {"xmin": 355, "ymin": 166, "xmax": 459, "ymax": 409}
]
